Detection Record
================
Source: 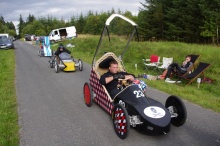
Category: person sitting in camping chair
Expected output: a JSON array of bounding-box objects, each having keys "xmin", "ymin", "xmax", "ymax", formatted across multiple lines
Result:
[{"xmin": 165, "ymin": 55, "xmax": 193, "ymax": 82}]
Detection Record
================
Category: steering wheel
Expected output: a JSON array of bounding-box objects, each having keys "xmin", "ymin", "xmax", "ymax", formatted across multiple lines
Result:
[{"xmin": 118, "ymin": 77, "xmax": 131, "ymax": 87}]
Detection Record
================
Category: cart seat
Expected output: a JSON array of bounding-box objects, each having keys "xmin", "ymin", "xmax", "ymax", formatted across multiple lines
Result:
[{"xmin": 94, "ymin": 52, "xmax": 125, "ymax": 78}]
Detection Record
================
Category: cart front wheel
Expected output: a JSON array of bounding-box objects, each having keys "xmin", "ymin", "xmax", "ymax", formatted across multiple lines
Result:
[
  {"xmin": 112, "ymin": 103, "xmax": 130, "ymax": 139},
  {"xmin": 165, "ymin": 95, "xmax": 187, "ymax": 127}
]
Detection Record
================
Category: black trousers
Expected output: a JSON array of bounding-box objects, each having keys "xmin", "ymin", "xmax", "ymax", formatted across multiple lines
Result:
[
  {"xmin": 109, "ymin": 89, "xmax": 120, "ymax": 99},
  {"xmin": 165, "ymin": 63, "xmax": 185, "ymax": 78}
]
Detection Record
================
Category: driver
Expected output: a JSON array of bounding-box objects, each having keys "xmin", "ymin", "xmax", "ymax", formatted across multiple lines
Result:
[
  {"xmin": 54, "ymin": 43, "xmax": 71, "ymax": 64},
  {"xmin": 99, "ymin": 60, "xmax": 135, "ymax": 99}
]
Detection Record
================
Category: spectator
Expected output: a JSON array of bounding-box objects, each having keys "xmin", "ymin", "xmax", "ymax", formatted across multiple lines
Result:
[{"xmin": 165, "ymin": 55, "xmax": 193, "ymax": 82}]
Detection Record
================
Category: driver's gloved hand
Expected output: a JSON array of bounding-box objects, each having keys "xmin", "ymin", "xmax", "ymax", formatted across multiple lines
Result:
[
  {"xmin": 113, "ymin": 74, "xmax": 125, "ymax": 80},
  {"xmin": 113, "ymin": 74, "xmax": 119, "ymax": 80},
  {"xmin": 118, "ymin": 74, "xmax": 125, "ymax": 79}
]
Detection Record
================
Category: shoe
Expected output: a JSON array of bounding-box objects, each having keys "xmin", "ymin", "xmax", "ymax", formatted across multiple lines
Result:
[
  {"xmin": 165, "ymin": 78, "xmax": 170, "ymax": 82},
  {"xmin": 176, "ymin": 80, "xmax": 182, "ymax": 83},
  {"xmin": 156, "ymin": 75, "xmax": 161, "ymax": 80}
]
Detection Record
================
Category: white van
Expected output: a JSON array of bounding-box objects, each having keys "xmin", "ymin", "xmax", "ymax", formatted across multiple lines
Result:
[
  {"xmin": 49, "ymin": 26, "xmax": 77, "ymax": 43},
  {"xmin": 0, "ymin": 33, "xmax": 9, "ymax": 38}
]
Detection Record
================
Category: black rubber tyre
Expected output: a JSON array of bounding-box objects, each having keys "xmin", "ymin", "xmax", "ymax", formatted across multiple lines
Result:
[
  {"xmin": 50, "ymin": 60, "xmax": 54, "ymax": 68},
  {"xmin": 83, "ymin": 82, "xmax": 93, "ymax": 107},
  {"xmin": 50, "ymin": 40, "xmax": 55, "ymax": 44},
  {"xmin": 49, "ymin": 57, "xmax": 54, "ymax": 68},
  {"xmin": 78, "ymin": 59, "xmax": 83, "ymax": 71},
  {"xmin": 51, "ymin": 51, "xmax": 55, "ymax": 56},
  {"xmin": 165, "ymin": 95, "xmax": 187, "ymax": 127},
  {"xmin": 55, "ymin": 61, "xmax": 60, "ymax": 73},
  {"xmin": 112, "ymin": 103, "xmax": 130, "ymax": 139}
]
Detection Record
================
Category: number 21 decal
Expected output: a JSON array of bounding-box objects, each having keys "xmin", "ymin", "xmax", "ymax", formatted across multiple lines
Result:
[{"xmin": 133, "ymin": 90, "xmax": 145, "ymax": 98}]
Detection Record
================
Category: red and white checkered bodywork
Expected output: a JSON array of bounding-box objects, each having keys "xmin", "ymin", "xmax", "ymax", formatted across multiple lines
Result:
[
  {"xmin": 90, "ymin": 69, "xmax": 113, "ymax": 115},
  {"xmin": 89, "ymin": 52, "xmax": 126, "ymax": 115}
]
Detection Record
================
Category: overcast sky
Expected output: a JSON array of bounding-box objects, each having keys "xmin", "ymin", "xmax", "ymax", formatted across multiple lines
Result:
[{"xmin": 1, "ymin": 0, "xmax": 146, "ymax": 27}]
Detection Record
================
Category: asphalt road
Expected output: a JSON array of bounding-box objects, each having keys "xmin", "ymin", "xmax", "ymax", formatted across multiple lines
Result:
[{"xmin": 15, "ymin": 41, "xmax": 220, "ymax": 146}]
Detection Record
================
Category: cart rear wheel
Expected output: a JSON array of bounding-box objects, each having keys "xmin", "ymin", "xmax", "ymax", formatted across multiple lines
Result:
[
  {"xmin": 55, "ymin": 61, "xmax": 60, "ymax": 73},
  {"xmin": 78, "ymin": 59, "xmax": 83, "ymax": 71},
  {"xmin": 165, "ymin": 95, "xmax": 187, "ymax": 127},
  {"xmin": 49, "ymin": 58, "xmax": 54, "ymax": 68},
  {"xmin": 51, "ymin": 40, "xmax": 55, "ymax": 44},
  {"xmin": 112, "ymin": 103, "xmax": 130, "ymax": 139},
  {"xmin": 38, "ymin": 50, "xmax": 42, "ymax": 57},
  {"xmin": 83, "ymin": 82, "xmax": 93, "ymax": 107}
]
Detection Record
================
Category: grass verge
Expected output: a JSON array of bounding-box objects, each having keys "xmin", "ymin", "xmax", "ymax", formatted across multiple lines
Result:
[{"xmin": 0, "ymin": 49, "xmax": 19, "ymax": 146}]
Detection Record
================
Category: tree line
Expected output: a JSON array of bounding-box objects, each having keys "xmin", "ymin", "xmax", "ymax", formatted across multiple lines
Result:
[
  {"xmin": 16, "ymin": 10, "xmax": 137, "ymax": 38},
  {"xmin": 1, "ymin": 0, "xmax": 219, "ymax": 44},
  {"xmin": 138, "ymin": 0, "xmax": 220, "ymax": 44},
  {"xmin": 0, "ymin": 16, "xmax": 16, "ymax": 37}
]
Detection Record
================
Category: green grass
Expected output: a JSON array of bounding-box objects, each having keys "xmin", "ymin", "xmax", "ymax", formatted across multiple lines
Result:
[
  {"xmin": 53, "ymin": 35, "xmax": 220, "ymax": 113},
  {"xmin": 0, "ymin": 49, "xmax": 19, "ymax": 146}
]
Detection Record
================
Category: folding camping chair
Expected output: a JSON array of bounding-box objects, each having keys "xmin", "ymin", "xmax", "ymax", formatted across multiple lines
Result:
[
  {"xmin": 157, "ymin": 57, "xmax": 173, "ymax": 73},
  {"xmin": 177, "ymin": 62, "xmax": 211, "ymax": 85},
  {"xmin": 143, "ymin": 55, "xmax": 160, "ymax": 73},
  {"xmin": 189, "ymin": 54, "xmax": 201, "ymax": 69},
  {"xmin": 190, "ymin": 54, "xmax": 200, "ymax": 64}
]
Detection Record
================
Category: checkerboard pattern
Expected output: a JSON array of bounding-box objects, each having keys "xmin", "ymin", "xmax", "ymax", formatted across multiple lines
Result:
[
  {"xmin": 90, "ymin": 69, "xmax": 113, "ymax": 115},
  {"xmin": 114, "ymin": 107, "xmax": 127, "ymax": 136}
]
